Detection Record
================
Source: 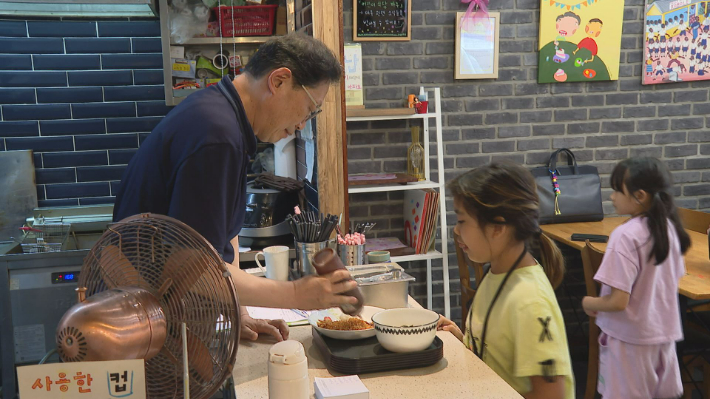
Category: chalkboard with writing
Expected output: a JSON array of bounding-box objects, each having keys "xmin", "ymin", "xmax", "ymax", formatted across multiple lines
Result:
[{"xmin": 353, "ymin": 0, "xmax": 411, "ymax": 41}]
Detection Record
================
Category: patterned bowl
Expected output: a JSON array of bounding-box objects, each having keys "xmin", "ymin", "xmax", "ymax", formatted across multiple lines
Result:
[{"xmin": 371, "ymin": 308, "xmax": 440, "ymax": 353}]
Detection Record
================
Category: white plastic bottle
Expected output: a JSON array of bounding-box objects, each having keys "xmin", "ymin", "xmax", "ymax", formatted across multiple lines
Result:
[{"xmin": 268, "ymin": 340, "xmax": 310, "ymax": 399}]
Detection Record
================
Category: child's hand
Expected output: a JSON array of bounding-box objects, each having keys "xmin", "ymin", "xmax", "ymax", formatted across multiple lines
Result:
[
  {"xmin": 582, "ymin": 296, "xmax": 598, "ymax": 318},
  {"xmin": 437, "ymin": 315, "xmax": 464, "ymax": 342}
]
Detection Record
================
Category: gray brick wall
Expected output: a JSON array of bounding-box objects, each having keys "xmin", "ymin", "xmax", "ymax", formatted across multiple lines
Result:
[{"xmin": 344, "ymin": 0, "xmax": 710, "ymax": 320}]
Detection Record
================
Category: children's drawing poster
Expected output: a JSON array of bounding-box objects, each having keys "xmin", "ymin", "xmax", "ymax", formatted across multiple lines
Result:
[
  {"xmin": 538, "ymin": 0, "xmax": 625, "ymax": 83},
  {"xmin": 643, "ymin": 0, "xmax": 710, "ymax": 84}
]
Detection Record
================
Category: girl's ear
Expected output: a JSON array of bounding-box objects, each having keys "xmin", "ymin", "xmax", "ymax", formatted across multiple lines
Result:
[
  {"xmin": 634, "ymin": 189, "xmax": 650, "ymax": 205},
  {"xmin": 488, "ymin": 217, "xmax": 507, "ymax": 239}
]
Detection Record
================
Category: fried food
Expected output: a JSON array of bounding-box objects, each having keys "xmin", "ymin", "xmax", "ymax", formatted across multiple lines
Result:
[{"xmin": 317, "ymin": 316, "xmax": 374, "ymax": 331}]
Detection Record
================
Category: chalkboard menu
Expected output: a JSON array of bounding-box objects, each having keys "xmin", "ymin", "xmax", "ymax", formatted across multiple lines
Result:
[{"xmin": 353, "ymin": 0, "xmax": 411, "ymax": 41}]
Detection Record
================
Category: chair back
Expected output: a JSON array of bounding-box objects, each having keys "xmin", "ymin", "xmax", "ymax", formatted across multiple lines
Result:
[
  {"xmin": 581, "ymin": 240, "xmax": 604, "ymax": 296},
  {"xmin": 580, "ymin": 240, "xmax": 605, "ymax": 399},
  {"xmin": 677, "ymin": 207, "xmax": 710, "ymax": 235},
  {"xmin": 454, "ymin": 232, "xmax": 485, "ymax": 324}
]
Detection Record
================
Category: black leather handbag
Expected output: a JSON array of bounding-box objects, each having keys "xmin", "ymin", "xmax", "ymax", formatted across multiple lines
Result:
[{"xmin": 531, "ymin": 148, "xmax": 604, "ymax": 224}]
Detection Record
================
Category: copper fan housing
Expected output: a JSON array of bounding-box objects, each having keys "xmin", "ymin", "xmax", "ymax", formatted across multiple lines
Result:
[{"xmin": 56, "ymin": 213, "xmax": 240, "ymax": 399}]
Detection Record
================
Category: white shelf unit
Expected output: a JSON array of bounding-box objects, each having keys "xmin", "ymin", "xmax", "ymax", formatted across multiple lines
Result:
[
  {"xmin": 158, "ymin": 0, "xmax": 295, "ymax": 106},
  {"xmin": 346, "ymin": 88, "xmax": 450, "ymax": 318}
]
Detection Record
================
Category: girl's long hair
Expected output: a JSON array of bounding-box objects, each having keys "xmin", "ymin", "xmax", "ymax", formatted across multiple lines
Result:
[
  {"xmin": 610, "ymin": 157, "xmax": 690, "ymax": 264},
  {"xmin": 448, "ymin": 161, "xmax": 565, "ymax": 288}
]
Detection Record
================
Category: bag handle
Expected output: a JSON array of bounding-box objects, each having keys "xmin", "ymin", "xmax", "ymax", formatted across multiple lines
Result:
[{"xmin": 548, "ymin": 148, "xmax": 579, "ymax": 175}]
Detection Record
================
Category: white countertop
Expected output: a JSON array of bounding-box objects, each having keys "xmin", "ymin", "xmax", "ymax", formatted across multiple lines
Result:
[{"xmin": 232, "ymin": 299, "xmax": 522, "ymax": 399}]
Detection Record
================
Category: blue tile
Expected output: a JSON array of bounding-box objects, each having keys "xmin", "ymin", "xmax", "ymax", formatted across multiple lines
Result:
[
  {"xmin": 33, "ymin": 153, "xmax": 42, "ymax": 167},
  {"xmin": 3, "ymin": 104, "xmax": 71, "ymax": 121},
  {"xmin": 133, "ymin": 70, "xmax": 162, "ymax": 85},
  {"xmin": 0, "ymin": 55, "xmax": 32, "ymax": 70},
  {"xmin": 80, "ymin": 197, "xmax": 115, "ymax": 205},
  {"xmin": 98, "ymin": 21, "xmax": 160, "ymax": 37},
  {"xmin": 46, "ymin": 182, "xmax": 110, "ymax": 199},
  {"xmin": 35, "ymin": 167, "xmax": 76, "ymax": 184},
  {"xmin": 37, "ymin": 87, "xmax": 103, "ymax": 103},
  {"xmin": 102, "ymin": 53, "xmax": 162, "ymax": 69},
  {"xmin": 106, "ymin": 117, "xmax": 162, "ymax": 133},
  {"xmin": 75, "ymin": 133, "xmax": 138, "ymax": 150},
  {"xmin": 132, "ymin": 38, "xmax": 162, "ymax": 53},
  {"xmin": 6, "ymin": 136, "xmax": 74, "ymax": 152},
  {"xmin": 0, "ymin": 121, "xmax": 39, "ymax": 137},
  {"xmin": 136, "ymin": 101, "xmax": 173, "ymax": 117},
  {"xmin": 72, "ymin": 102, "xmax": 135, "ymax": 119},
  {"xmin": 108, "ymin": 149, "xmax": 136, "ymax": 164},
  {"xmin": 0, "ymin": 21, "xmax": 26, "ymax": 37},
  {"xmin": 77, "ymin": 165, "xmax": 126, "ymax": 182},
  {"xmin": 0, "ymin": 71, "xmax": 66, "ymax": 87},
  {"xmin": 110, "ymin": 181, "xmax": 120, "ymax": 194},
  {"xmin": 0, "ymin": 38, "xmax": 63, "ymax": 54},
  {"xmin": 0, "ymin": 139, "xmax": 4, "ymax": 151},
  {"xmin": 38, "ymin": 199, "xmax": 79, "ymax": 207},
  {"xmin": 104, "ymin": 85, "xmax": 164, "ymax": 101},
  {"xmin": 65, "ymin": 38, "xmax": 130, "ymax": 54},
  {"xmin": 40, "ymin": 119, "xmax": 106, "ymax": 136},
  {"xmin": 33, "ymin": 55, "xmax": 101, "ymax": 70},
  {"xmin": 0, "ymin": 89, "xmax": 36, "ymax": 104},
  {"xmin": 68, "ymin": 70, "xmax": 132, "ymax": 86},
  {"xmin": 28, "ymin": 21, "xmax": 96, "ymax": 37},
  {"xmin": 36, "ymin": 185, "xmax": 45, "ymax": 201},
  {"xmin": 43, "ymin": 151, "xmax": 107, "ymax": 168},
  {"xmin": 139, "ymin": 132, "xmax": 150, "ymax": 144}
]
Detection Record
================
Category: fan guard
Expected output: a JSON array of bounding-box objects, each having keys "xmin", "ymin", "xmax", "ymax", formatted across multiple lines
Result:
[{"xmin": 64, "ymin": 213, "xmax": 240, "ymax": 399}]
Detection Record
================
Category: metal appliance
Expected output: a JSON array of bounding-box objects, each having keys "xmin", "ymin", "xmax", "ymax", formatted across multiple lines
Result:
[
  {"xmin": 56, "ymin": 214, "xmax": 240, "ymax": 399},
  {"xmin": 240, "ymin": 181, "xmax": 300, "ymax": 248}
]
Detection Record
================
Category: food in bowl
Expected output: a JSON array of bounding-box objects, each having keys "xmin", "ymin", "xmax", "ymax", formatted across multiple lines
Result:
[
  {"xmin": 317, "ymin": 314, "xmax": 374, "ymax": 331},
  {"xmin": 371, "ymin": 308, "xmax": 440, "ymax": 353}
]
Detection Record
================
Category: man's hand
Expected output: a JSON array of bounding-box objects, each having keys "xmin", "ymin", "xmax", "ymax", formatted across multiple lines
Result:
[
  {"xmin": 292, "ymin": 270, "xmax": 359, "ymax": 310},
  {"xmin": 240, "ymin": 313, "xmax": 289, "ymax": 342}
]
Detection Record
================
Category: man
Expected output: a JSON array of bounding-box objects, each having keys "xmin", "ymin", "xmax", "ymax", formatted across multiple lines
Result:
[{"xmin": 113, "ymin": 33, "xmax": 357, "ymax": 342}]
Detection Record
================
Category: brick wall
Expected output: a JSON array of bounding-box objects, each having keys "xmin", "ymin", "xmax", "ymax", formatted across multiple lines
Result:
[
  {"xmin": 0, "ymin": 18, "xmax": 169, "ymax": 207},
  {"xmin": 344, "ymin": 0, "xmax": 710, "ymax": 320}
]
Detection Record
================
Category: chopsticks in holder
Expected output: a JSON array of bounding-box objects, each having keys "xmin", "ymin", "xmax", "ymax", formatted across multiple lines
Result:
[{"xmin": 289, "ymin": 206, "xmax": 339, "ymax": 243}]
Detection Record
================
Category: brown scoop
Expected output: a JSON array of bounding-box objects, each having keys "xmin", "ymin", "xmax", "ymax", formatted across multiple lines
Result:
[{"xmin": 312, "ymin": 248, "xmax": 364, "ymax": 315}]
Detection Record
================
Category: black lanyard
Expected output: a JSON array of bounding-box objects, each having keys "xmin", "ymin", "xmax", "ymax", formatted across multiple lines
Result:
[{"xmin": 471, "ymin": 245, "xmax": 527, "ymax": 360}]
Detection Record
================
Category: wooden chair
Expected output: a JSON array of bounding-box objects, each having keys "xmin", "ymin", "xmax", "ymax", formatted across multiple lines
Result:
[
  {"xmin": 454, "ymin": 232, "xmax": 485, "ymax": 324},
  {"xmin": 581, "ymin": 240, "xmax": 605, "ymax": 399},
  {"xmin": 677, "ymin": 207, "xmax": 710, "ymax": 235}
]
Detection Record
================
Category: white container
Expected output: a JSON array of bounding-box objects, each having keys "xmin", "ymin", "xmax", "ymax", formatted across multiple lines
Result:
[
  {"xmin": 372, "ymin": 308, "xmax": 439, "ymax": 353},
  {"xmin": 268, "ymin": 340, "xmax": 310, "ymax": 399}
]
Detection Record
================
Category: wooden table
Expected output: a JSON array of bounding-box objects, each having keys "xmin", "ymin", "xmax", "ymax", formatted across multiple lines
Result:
[
  {"xmin": 541, "ymin": 217, "xmax": 710, "ymax": 300},
  {"xmin": 232, "ymin": 298, "xmax": 522, "ymax": 398}
]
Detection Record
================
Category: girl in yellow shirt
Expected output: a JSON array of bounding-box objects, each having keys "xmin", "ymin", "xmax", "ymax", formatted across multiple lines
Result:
[{"xmin": 439, "ymin": 161, "xmax": 575, "ymax": 399}]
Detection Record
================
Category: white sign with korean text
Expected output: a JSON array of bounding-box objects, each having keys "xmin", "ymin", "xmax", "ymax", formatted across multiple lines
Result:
[
  {"xmin": 18, "ymin": 359, "xmax": 146, "ymax": 399},
  {"xmin": 344, "ymin": 43, "xmax": 364, "ymax": 107}
]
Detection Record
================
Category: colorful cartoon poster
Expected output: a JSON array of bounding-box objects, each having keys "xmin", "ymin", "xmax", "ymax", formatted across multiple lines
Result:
[
  {"xmin": 643, "ymin": 0, "xmax": 710, "ymax": 84},
  {"xmin": 538, "ymin": 0, "xmax": 625, "ymax": 83}
]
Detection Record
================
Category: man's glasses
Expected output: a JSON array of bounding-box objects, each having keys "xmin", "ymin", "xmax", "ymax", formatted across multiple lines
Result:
[{"xmin": 301, "ymin": 84, "xmax": 322, "ymax": 121}]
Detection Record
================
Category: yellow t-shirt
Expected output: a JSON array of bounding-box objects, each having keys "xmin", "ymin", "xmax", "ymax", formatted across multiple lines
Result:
[{"xmin": 463, "ymin": 264, "xmax": 575, "ymax": 398}]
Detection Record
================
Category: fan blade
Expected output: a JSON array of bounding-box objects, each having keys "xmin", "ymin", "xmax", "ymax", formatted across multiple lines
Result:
[
  {"xmin": 185, "ymin": 328, "xmax": 215, "ymax": 382},
  {"xmin": 160, "ymin": 248, "xmax": 210, "ymax": 299},
  {"xmin": 100, "ymin": 245, "xmax": 143, "ymax": 288}
]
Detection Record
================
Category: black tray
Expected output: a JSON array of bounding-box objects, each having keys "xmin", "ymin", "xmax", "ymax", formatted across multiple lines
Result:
[{"xmin": 311, "ymin": 327, "xmax": 443, "ymax": 375}]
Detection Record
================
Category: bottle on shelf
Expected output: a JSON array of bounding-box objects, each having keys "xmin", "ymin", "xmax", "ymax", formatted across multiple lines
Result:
[{"xmin": 407, "ymin": 126, "xmax": 424, "ymax": 181}]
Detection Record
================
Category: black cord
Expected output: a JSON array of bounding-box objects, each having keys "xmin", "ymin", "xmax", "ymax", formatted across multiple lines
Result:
[{"xmin": 473, "ymin": 245, "xmax": 528, "ymax": 360}]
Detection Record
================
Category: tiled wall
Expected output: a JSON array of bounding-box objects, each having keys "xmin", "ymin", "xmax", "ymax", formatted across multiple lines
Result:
[{"xmin": 0, "ymin": 18, "xmax": 171, "ymax": 207}]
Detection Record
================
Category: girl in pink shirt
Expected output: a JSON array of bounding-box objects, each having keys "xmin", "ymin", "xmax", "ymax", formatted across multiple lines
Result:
[{"xmin": 582, "ymin": 157, "xmax": 690, "ymax": 399}]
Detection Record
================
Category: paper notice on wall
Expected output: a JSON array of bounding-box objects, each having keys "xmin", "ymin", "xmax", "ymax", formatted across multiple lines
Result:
[{"xmin": 344, "ymin": 43, "xmax": 364, "ymax": 107}]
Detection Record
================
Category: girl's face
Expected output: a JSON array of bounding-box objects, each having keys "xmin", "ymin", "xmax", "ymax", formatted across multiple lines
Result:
[
  {"xmin": 453, "ymin": 197, "xmax": 493, "ymax": 263},
  {"xmin": 610, "ymin": 183, "xmax": 647, "ymax": 216}
]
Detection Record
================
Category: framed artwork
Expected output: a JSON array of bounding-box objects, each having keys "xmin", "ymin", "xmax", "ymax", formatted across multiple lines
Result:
[
  {"xmin": 353, "ymin": 0, "xmax": 411, "ymax": 42},
  {"xmin": 643, "ymin": 0, "xmax": 710, "ymax": 84},
  {"xmin": 538, "ymin": 0, "xmax": 625, "ymax": 83},
  {"xmin": 455, "ymin": 12, "xmax": 500, "ymax": 79}
]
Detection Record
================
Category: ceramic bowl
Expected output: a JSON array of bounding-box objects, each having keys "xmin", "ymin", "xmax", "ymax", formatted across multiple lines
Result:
[
  {"xmin": 371, "ymin": 308, "xmax": 439, "ymax": 353},
  {"xmin": 367, "ymin": 251, "xmax": 390, "ymax": 263}
]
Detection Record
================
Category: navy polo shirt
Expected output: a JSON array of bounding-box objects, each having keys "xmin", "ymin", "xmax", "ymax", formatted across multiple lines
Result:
[{"xmin": 113, "ymin": 76, "xmax": 257, "ymax": 264}]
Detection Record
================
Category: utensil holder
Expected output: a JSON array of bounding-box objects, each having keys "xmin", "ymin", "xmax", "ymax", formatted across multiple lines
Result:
[
  {"xmin": 338, "ymin": 244, "xmax": 367, "ymax": 266},
  {"xmin": 294, "ymin": 241, "xmax": 328, "ymax": 277}
]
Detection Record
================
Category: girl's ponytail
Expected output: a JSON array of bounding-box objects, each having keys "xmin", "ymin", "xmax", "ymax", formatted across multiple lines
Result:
[{"xmin": 537, "ymin": 232, "xmax": 565, "ymax": 289}]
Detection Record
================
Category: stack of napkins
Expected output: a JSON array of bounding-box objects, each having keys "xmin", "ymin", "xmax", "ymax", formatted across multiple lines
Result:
[{"xmin": 314, "ymin": 376, "xmax": 369, "ymax": 399}]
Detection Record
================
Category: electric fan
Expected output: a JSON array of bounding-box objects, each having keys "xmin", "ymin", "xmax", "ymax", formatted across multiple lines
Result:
[{"xmin": 56, "ymin": 213, "xmax": 240, "ymax": 399}]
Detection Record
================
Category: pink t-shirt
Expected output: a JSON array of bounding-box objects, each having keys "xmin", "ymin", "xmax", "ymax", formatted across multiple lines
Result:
[{"xmin": 594, "ymin": 217, "xmax": 685, "ymax": 345}]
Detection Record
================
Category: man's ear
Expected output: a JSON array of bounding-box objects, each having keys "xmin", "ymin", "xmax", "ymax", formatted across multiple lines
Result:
[{"xmin": 267, "ymin": 67, "xmax": 293, "ymax": 94}]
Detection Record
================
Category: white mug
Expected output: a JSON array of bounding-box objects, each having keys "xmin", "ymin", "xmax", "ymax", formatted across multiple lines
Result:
[{"xmin": 256, "ymin": 246, "xmax": 290, "ymax": 281}]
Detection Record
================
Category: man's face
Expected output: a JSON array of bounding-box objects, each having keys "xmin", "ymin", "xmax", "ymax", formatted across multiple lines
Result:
[
  {"xmin": 556, "ymin": 16, "xmax": 579, "ymax": 38},
  {"xmin": 585, "ymin": 22, "xmax": 603, "ymax": 37}
]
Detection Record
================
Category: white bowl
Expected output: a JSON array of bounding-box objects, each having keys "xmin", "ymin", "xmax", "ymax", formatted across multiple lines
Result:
[{"xmin": 371, "ymin": 308, "xmax": 440, "ymax": 353}]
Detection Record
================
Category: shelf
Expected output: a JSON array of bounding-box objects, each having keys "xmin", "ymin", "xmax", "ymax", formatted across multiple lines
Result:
[
  {"xmin": 348, "ymin": 180, "xmax": 440, "ymax": 194},
  {"xmin": 171, "ymin": 36, "xmax": 279, "ymax": 46},
  {"xmin": 345, "ymin": 112, "xmax": 435, "ymax": 122},
  {"xmin": 391, "ymin": 249, "xmax": 444, "ymax": 263}
]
